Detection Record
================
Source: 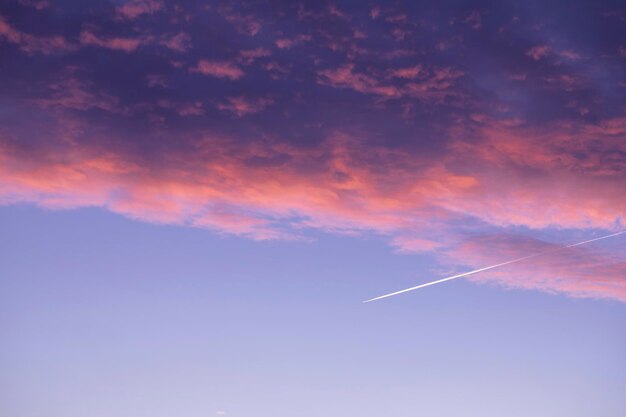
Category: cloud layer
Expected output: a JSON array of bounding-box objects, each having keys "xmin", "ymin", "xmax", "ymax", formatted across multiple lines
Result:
[{"xmin": 1, "ymin": 0, "xmax": 624, "ymax": 301}]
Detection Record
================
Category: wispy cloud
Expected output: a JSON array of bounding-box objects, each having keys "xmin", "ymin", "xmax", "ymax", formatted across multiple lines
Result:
[
  {"xmin": 0, "ymin": 15, "xmax": 74, "ymax": 54},
  {"xmin": 365, "ymin": 231, "xmax": 626, "ymax": 302},
  {"xmin": 217, "ymin": 96, "xmax": 273, "ymax": 117},
  {"xmin": 79, "ymin": 29, "xmax": 146, "ymax": 52},
  {"xmin": 190, "ymin": 60, "xmax": 244, "ymax": 79},
  {"xmin": 1, "ymin": 0, "xmax": 625, "ymax": 303},
  {"xmin": 116, "ymin": 0, "xmax": 163, "ymax": 20},
  {"xmin": 526, "ymin": 45, "xmax": 550, "ymax": 60}
]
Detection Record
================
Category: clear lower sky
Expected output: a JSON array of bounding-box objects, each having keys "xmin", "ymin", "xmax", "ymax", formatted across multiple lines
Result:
[{"xmin": 1, "ymin": 206, "xmax": 625, "ymax": 417}]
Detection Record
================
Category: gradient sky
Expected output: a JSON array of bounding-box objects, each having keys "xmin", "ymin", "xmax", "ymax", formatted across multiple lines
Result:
[{"xmin": 1, "ymin": 1, "xmax": 625, "ymax": 416}]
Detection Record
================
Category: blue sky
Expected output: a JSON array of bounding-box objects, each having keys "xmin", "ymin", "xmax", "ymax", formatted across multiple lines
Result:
[{"xmin": 2, "ymin": 205, "xmax": 625, "ymax": 417}]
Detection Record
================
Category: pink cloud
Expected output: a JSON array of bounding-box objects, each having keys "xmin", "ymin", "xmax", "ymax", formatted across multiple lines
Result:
[
  {"xmin": 444, "ymin": 117, "xmax": 626, "ymax": 230},
  {"xmin": 177, "ymin": 102, "xmax": 204, "ymax": 116},
  {"xmin": 391, "ymin": 236, "xmax": 446, "ymax": 253},
  {"xmin": 388, "ymin": 65, "xmax": 424, "ymax": 79},
  {"xmin": 275, "ymin": 34, "xmax": 312, "ymax": 49},
  {"xmin": 318, "ymin": 64, "xmax": 399, "ymax": 97},
  {"xmin": 146, "ymin": 74, "xmax": 168, "ymax": 88},
  {"xmin": 327, "ymin": 4, "xmax": 346, "ymax": 19},
  {"xmin": 0, "ymin": 115, "xmax": 624, "ymax": 301},
  {"xmin": 160, "ymin": 32, "xmax": 191, "ymax": 52},
  {"xmin": 558, "ymin": 49, "xmax": 582, "ymax": 60},
  {"xmin": 509, "ymin": 73, "xmax": 527, "ymax": 81},
  {"xmin": 217, "ymin": 96, "xmax": 274, "ymax": 117},
  {"xmin": 155, "ymin": 99, "xmax": 204, "ymax": 116},
  {"xmin": 18, "ymin": 0, "xmax": 49, "ymax": 10},
  {"xmin": 34, "ymin": 75, "xmax": 122, "ymax": 113},
  {"xmin": 464, "ymin": 11, "xmax": 482, "ymax": 30},
  {"xmin": 239, "ymin": 48, "xmax": 272, "ymax": 64},
  {"xmin": 116, "ymin": 0, "xmax": 163, "ymax": 20},
  {"xmin": 218, "ymin": 6, "xmax": 262, "ymax": 36},
  {"xmin": 261, "ymin": 61, "xmax": 290, "ymax": 79},
  {"xmin": 0, "ymin": 16, "xmax": 74, "ymax": 54},
  {"xmin": 295, "ymin": 3, "xmax": 349, "ymax": 22},
  {"xmin": 445, "ymin": 234, "xmax": 626, "ymax": 302},
  {"xmin": 353, "ymin": 29, "xmax": 367, "ymax": 39},
  {"xmin": 391, "ymin": 28, "xmax": 412, "ymax": 41},
  {"xmin": 190, "ymin": 60, "xmax": 244, "ymax": 80},
  {"xmin": 193, "ymin": 208, "xmax": 293, "ymax": 240},
  {"xmin": 1, "ymin": 2, "xmax": 624, "ymax": 305},
  {"xmin": 526, "ymin": 45, "xmax": 551, "ymax": 60},
  {"xmin": 436, "ymin": 39, "xmax": 455, "ymax": 51},
  {"xmin": 79, "ymin": 30, "xmax": 145, "ymax": 52},
  {"xmin": 385, "ymin": 14, "xmax": 408, "ymax": 24},
  {"xmin": 319, "ymin": 64, "xmax": 463, "ymax": 101},
  {"xmin": 543, "ymin": 73, "xmax": 585, "ymax": 92}
]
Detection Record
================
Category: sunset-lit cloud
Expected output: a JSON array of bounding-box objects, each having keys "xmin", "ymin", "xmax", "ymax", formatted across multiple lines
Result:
[
  {"xmin": 218, "ymin": 5, "xmax": 263, "ymax": 36},
  {"xmin": 0, "ymin": 15, "xmax": 74, "ymax": 54},
  {"xmin": 446, "ymin": 233, "xmax": 626, "ymax": 302},
  {"xmin": 217, "ymin": 96, "xmax": 274, "ymax": 117},
  {"xmin": 275, "ymin": 34, "xmax": 312, "ymax": 49},
  {"xmin": 191, "ymin": 60, "xmax": 244, "ymax": 79},
  {"xmin": 159, "ymin": 32, "xmax": 191, "ymax": 52},
  {"xmin": 116, "ymin": 0, "xmax": 163, "ymax": 20},
  {"xmin": 18, "ymin": 0, "xmax": 49, "ymax": 10},
  {"xmin": 526, "ymin": 45, "xmax": 551, "ymax": 60},
  {"xmin": 1, "ymin": 0, "xmax": 624, "ymax": 302},
  {"xmin": 79, "ymin": 29, "xmax": 146, "ymax": 52}
]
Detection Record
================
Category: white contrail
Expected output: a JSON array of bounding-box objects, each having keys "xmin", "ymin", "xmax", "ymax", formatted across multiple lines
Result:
[{"xmin": 363, "ymin": 230, "xmax": 626, "ymax": 303}]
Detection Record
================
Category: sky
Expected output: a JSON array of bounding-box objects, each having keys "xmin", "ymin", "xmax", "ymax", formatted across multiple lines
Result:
[{"xmin": 0, "ymin": 0, "xmax": 625, "ymax": 416}]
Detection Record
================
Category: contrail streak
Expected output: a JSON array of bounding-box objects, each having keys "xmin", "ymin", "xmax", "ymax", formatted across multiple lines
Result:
[{"xmin": 363, "ymin": 230, "xmax": 626, "ymax": 303}]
